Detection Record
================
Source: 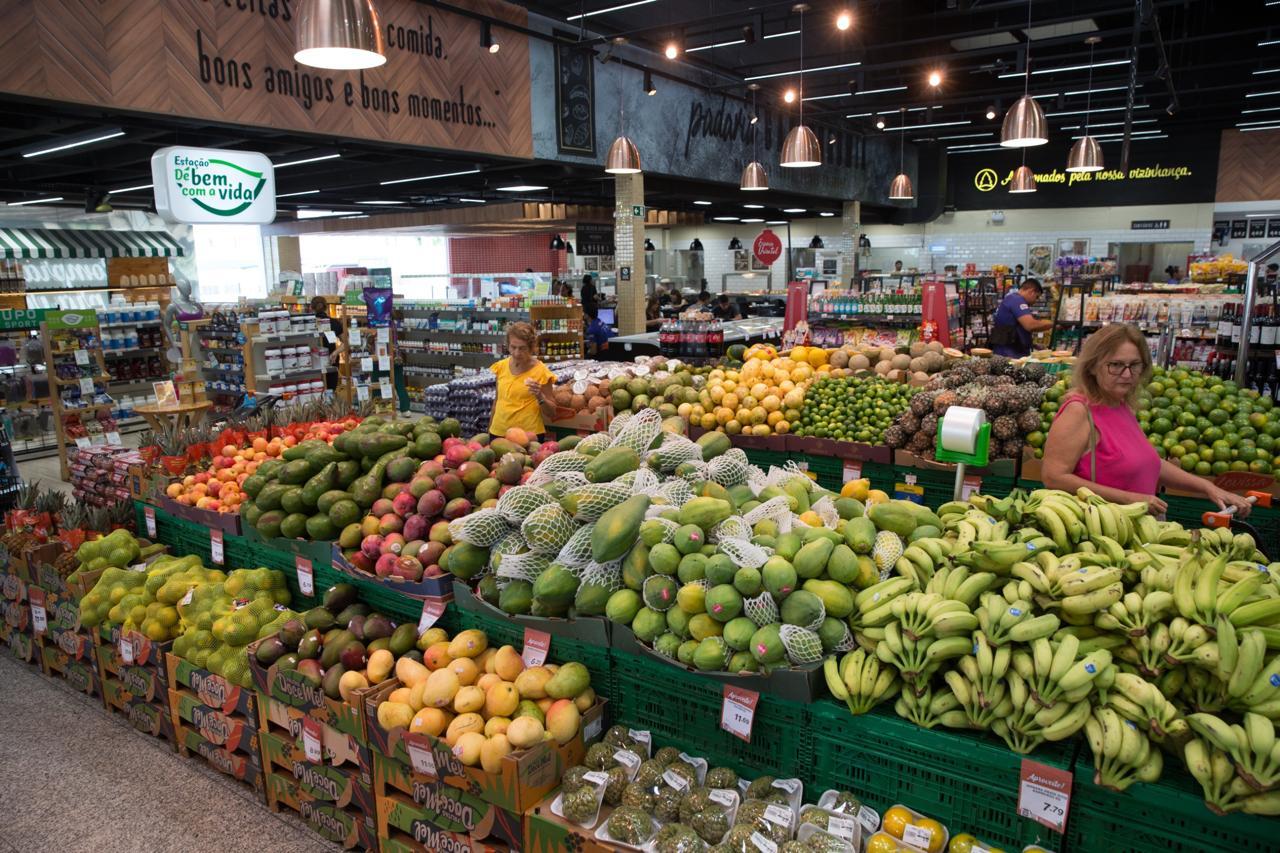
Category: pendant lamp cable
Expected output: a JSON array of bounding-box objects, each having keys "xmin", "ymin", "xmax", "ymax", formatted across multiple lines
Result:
[
  {"xmin": 1022, "ymin": 0, "xmax": 1033, "ymax": 100},
  {"xmin": 1084, "ymin": 40, "xmax": 1095, "ymax": 136},
  {"xmin": 798, "ymin": 6, "xmax": 805, "ymax": 123},
  {"xmin": 898, "ymin": 107, "xmax": 906, "ymax": 173},
  {"xmin": 752, "ymin": 88, "xmax": 759, "ymax": 160}
]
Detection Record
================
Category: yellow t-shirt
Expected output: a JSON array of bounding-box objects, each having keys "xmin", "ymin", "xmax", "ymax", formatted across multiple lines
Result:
[{"xmin": 489, "ymin": 358, "xmax": 556, "ymax": 436}]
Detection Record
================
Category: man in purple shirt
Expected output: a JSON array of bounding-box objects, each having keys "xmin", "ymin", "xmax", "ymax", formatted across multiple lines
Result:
[{"xmin": 991, "ymin": 279, "xmax": 1053, "ymax": 357}]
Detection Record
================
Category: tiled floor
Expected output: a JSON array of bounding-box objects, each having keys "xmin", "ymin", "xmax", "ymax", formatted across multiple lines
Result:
[{"xmin": 0, "ymin": 654, "xmax": 336, "ymax": 852}]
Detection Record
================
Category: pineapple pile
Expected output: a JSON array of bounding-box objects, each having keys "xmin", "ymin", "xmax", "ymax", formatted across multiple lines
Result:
[{"xmin": 883, "ymin": 357, "xmax": 1055, "ymax": 461}]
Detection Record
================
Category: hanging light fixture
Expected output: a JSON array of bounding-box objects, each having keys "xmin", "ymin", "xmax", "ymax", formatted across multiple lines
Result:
[
  {"xmin": 729, "ymin": 237, "xmax": 743, "ymax": 250},
  {"xmin": 781, "ymin": 4, "xmax": 822, "ymax": 168},
  {"xmin": 295, "ymin": 0, "xmax": 387, "ymax": 70},
  {"xmin": 809, "ymin": 235, "xmax": 825, "ymax": 249},
  {"xmin": 1000, "ymin": 0, "xmax": 1048, "ymax": 147},
  {"xmin": 605, "ymin": 82, "xmax": 642, "ymax": 173},
  {"xmin": 644, "ymin": 238, "xmax": 656, "ymax": 251},
  {"xmin": 564, "ymin": 240, "xmax": 574, "ymax": 254},
  {"xmin": 741, "ymin": 85, "xmax": 769, "ymax": 190},
  {"xmin": 1010, "ymin": 154, "xmax": 1037, "ymax": 193},
  {"xmin": 888, "ymin": 107, "xmax": 914, "ymax": 200},
  {"xmin": 1066, "ymin": 37, "xmax": 1106, "ymax": 172},
  {"xmin": 550, "ymin": 234, "xmax": 565, "ymax": 250},
  {"xmin": 690, "ymin": 238, "xmax": 704, "ymax": 251}
]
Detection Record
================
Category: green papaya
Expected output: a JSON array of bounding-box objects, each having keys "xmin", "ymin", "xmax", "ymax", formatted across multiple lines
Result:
[
  {"xmin": 867, "ymin": 501, "xmax": 922, "ymax": 538},
  {"xmin": 592, "ymin": 494, "xmax": 650, "ymax": 563},
  {"xmin": 844, "ymin": 517, "xmax": 876, "ymax": 554},
  {"xmin": 793, "ymin": 538, "xmax": 834, "ymax": 579},
  {"xmin": 677, "ymin": 497, "xmax": 732, "ymax": 530},
  {"xmin": 622, "ymin": 543, "xmax": 652, "ymax": 590},
  {"xmin": 802, "ymin": 579, "xmax": 854, "ymax": 618},
  {"xmin": 583, "ymin": 446, "xmax": 640, "ymax": 483},
  {"xmin": 695, "ymin": 431, "xmax": 731, "ymax": 461},
  {"xmin": 826, "ymin": 544, "xmax": 860, "ymax": 585}
]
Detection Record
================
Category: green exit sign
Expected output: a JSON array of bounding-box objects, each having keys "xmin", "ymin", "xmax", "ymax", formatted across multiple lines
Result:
[{"xmin": 631, "ymin": 205, "xmax": 644, "ymax": 217}]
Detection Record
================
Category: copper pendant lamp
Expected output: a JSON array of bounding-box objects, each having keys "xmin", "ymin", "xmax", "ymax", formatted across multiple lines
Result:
[
  {"xmin": 295, "ymin": 0, "xmax": 387, "ymax": 70},
  {"xmin": 888, "ymin": 107, "xmax": 913, "ymax": 200},
  {"xmin": 1000, "ymin": 0, "xmax": 1048, "ymax": 148},
  {"xmin": 1010, "ymin": 164, "xmax": 1037, "ymax": 193},
  {"xmin": 605, "ymin": 135, "xmax": 642, "ymax": 174},
  {"xmin": 742, "ymin": 84, "xmax": 770, "ymax": 188},
  {"xmin": 780, "ymin": 4, "xmax": 822, "ymax": 167},
  {"xmin": 1065, "ymin": 37, "xmax": 1105, "ymax": 173}
]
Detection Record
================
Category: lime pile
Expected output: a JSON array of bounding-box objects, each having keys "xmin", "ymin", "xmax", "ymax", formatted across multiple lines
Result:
[
  {"xmin": 792, "ymin": 376, "xmax": 917, "ymax": 443},
  {"xmin": 1034, "ymin": 366, "xmax": 1279, "ymax": 477}
]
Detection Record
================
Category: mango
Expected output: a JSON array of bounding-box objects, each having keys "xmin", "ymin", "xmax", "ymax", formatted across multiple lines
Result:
[
  {"xmin": 446, "ymin": 712, "xmax": 485, "ymax": 746},
  {"xmin": 506, "ymin": 715, "xmax": 545, "ymax": 749},
  {"xmin": 422, "ymin": 668, "xmax": 461, "ymax": 708},
  {"xmin": 410, "ymin": 707, "xmax": 450, "ymax": 737},
  {"xmin": 475, "ymin": 647, "xmax": 498, "ymax": 673},
  {"xmin": 366, "ymin": 649, "xmax": 394, "ymax": 684},
  {"xmin": 803, "ymin": 578, "xmax": 855, "ymax": 618},
  {"xmin": 389, "ymin": 687, "xmax": 414, "ymax": 705},
  {"xmin": 480, "ymin": 734, "xmax": 512, "ymax": 773},
  {"xmin": 544, "ymin": 661, "xmax": 590, "ymax": 699},
  {"xmin": 515, "ymin": 699, "xmax": 545, "ymax": 725},
  {"xmin": 476, "ymin": 673, "xmax": 501, "ymax": 692},
  {"xmin": 545, "ymin": 699, "xmax": 581, "ymax": 745},
  {"xmin": 377, "ymin": 701, "xmax": 413, "ymax": 731},
  {"xmin": 448, "ymin": 629, "xmax": 488, "ymax": 659},
  {"xmin": 452, "ymin": 685, "xmax": 483, "ymax": 714},
  {"xmin": 423, "ymin": 642, "xmax": 452, "ymax": 671},
  {"xmin": 484, "ymin": 716, "xmax": 511, "ymax": 737},
  {"xmin": 493, "ymin": 645, "xmax": 525, "ymax": 681},
  {"xmin": 453, "ymin": 731, "xmax": 485, "ymax": 766},
  {"xmin": 448, "ymin": 657, "xmax": 480, "ymax": 686},
  {"xmin": 338, "ymin": 670, "xmax": 369, "ymax": 703},
  {"xmin": 514, "ymin": 666, "xmax": 552, "ymax": 699},
  {"xmin": 417, "ymin": 627, "xmax": 449, "ymax": 651},
  {"xmin": 485, "ymin": 681, "xmax": 520, "ymax": 718},
  {"xmin": 573, "ymin": 687, "xmax": 596, "ymax": 713},
  {"xmin": 395, "ymin": 656, "xmax": 431, "ymax": 688},
  {"xmin": 407, "ymin": 682, "xmax": 427, "ymax": 711}
]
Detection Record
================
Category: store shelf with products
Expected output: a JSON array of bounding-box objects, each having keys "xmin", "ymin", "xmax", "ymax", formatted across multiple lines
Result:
[{"xmin": 40, "ymin": 310, "xmax": 124, "ymax": 480}]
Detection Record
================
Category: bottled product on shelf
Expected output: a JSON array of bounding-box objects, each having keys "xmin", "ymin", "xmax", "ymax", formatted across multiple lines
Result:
[
  {"xmin": 0, "ymin": 259, "xmax": 25, "ymax": 293},
  {"xmin": 658, "ymin": 318, "xmax": 725, "ymax": 360},
  {"xmin": 812, "ymin": 288, "xmax": 924, "ymax": 317}
]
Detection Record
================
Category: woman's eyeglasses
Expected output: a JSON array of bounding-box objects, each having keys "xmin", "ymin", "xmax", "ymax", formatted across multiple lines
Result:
[{"xmin": 1105, "ymin": 361, "xmax": 1144, "ymax": 376}]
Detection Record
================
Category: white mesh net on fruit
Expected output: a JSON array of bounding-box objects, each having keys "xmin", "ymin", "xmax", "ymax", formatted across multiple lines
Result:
[
  {"xmin": 612, "ymin": 408, "xmax": 663, "ymax": 454},
  {"xmin": 580, "ymin": 561, "xmax": 624, "ymax": 593},
  {"xmin": 718, "ymin": 537, "xmax": 770, "ymax": 570},
  {"xmin": 796, "ymin": 598, "xmax": 826, "ymax": 631},
  {"xmin": 644, "ymin": 516, "xmax": 680, "ymax": 542},
  {"xmin": 608, "ymin": 411, "xmax": 632, "ymax": 438},
  {"xmin": 630, "ymin": 467, "xmax": 661, "ymax": 496},
  {"xmin": 657, "ymin": 479, "xmax": 694, "ymax": 507},
  {"xmin": 556, "ymin": 523, "xmax": 597, "ymax": 568},
  {"xmin": 568, "ymin": 482, "xmax": 633, "ymax": 521},
  {"xmin": 811, "ymin": 496, "xmax": 840, "ymax": 529},
  {"xmin": 521, "ymin": 503, "xmax": 578, "ymax": 555},
  {"xmin": 708, "ymin": 449, "xmax": 750, "ymax": 487},
  {"xmin": 533, "ymin": 450, "xmax": 591, "ymax": 476},
  {"xmin": 780, "ymin": 625, "xmax": 825, "ymax": 664},
  {"xmin": 642, "ymin": 575, "xmax": 678, "ymax": 611},
  {"xmin": 496, "ymin": 485, "xmax": 557, "ymax": 525},
  {"xmin": 613, "ymin": 471, "xmax": 638, "ymax": 489},
  {"xmin": 744, "ymin": 592, "xmax": 779, "ymax": 627},
  {"xmin": 553, "ymin": 471, "xmax": 589, "ymax": 491},
  {"xmin": 743, "ymin": 496, "xmax": 792, "ymax": 526},
  {"xmin": 677, "ymin": 460, "xmax": 709, "ymax": 483},
  {"xmin": 495, "ymin": 551, "xmax": 550, "ymax": 583},
  {"xmin": 832, "ymin": 622, "xmax": 857, "ymax": 652},
  {"xmin": 646, "ymin": 434, "xmax": 703, "ymax": 472},
  {"xmin": 711, "ymin": 516, "xmax": 751, "ymax": 543},
  {"xmin": 746, "ymin": 465, "xmax": 769, "ymax": 495},
  {"xmin": 766, "ymin": 462, "xmax": 813, "ymax": 489},
  {"xmin": 449, "ymin": 509, "xmax": 512, "ymax": 547}
]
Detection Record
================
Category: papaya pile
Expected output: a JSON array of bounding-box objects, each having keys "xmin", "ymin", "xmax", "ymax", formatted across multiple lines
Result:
[{"xmin": 455, "ymin": 408, "xmax": 940, "ymax": 676}]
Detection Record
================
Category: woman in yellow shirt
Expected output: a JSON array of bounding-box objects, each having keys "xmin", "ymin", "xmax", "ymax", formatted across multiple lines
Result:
[{"xmin": 489, "ymin": 322, "xmax": 558, "ymax": 437}]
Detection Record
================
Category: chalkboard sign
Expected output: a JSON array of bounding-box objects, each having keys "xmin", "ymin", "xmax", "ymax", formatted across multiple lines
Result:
[
  {"xmin": 1269, "ymin": 219, "xmax": 1280, "ymax": 239},
  {"xmin": 577, "ymin": 223, "xmax": 614, "ymax": 256},
  {"xmin": 1250, "ymin": 219, "xmax": 1267, "ymax": 239},
  {"xmin": 556, "ymin": 42, "xmax": 595, "ymax": 156},
  {"xmin": 1232, "ymin": 220, "xmax": 1248, "ymax": 239}
]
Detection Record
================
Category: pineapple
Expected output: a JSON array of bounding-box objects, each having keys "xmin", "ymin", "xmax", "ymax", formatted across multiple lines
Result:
[
  {"xmin": 920, "ymin": 414, "xmax": 939, "ymax": 437},
  {"xmin": 1018, "ymin": 409, "xmax": 1042, "ymax": 433},
  {"xmin": 933, "ymin": 391, "xmax": 959, "ymax": 416},
  {"xmin": 910, "ymin": 392, "xmax": 937, "ymax": 417},
  {"xmin": 883, "ymin": 425, "xmax": 908, "ymax": 449},
  {"xmin": 1001, "ymin": 438, "xmax": 1025, "ymax": 458},
  {"xmin": 899, "ymin": 413, "xmax": 922, "ymax": 434},
  {"xmin": 992, "ymin": 415, "xmax": 1018, "ymax": 441},
  {"xmin": 968, "ymin": 358, "xmax": 992, "ymax": 376},
  {"xmin": 989, "ymin": 355, "xmax": 1011, "ymax": 375}
]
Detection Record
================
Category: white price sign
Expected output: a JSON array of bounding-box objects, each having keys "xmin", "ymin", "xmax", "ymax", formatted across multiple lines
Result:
[
  {"xmin": 29, "ymin": 588, "xmax": 46, "ymax": 635},
  {"xmin": 360, "ymin": 357, "xmax": 374, "ymax": 373},
  {"xmin": 721, "ymin": 685, "xmax": 759, "ymax": 742},
  {"xmin": 323, "ymin": 331, "xmax": 338, "ymax": 345},
  {"xmin": 119, "ymin": 633, "xmax": 135, "ymax": 665},
  {"xmin": 74, "ymin": 349, "xmax": 90, "ymax": 366},
  {"xmin": 379, "ymin": 381, "xmax": 394, "ymax": 400},
  {"xmin": 522, "ymin": 628, "xmax": 550, "ymax": 667},
  {"xmin": 961, "ymin": 475, "xmax": 983, "ymax": 501},
  {"xmin": 376, "ymin": 327, "xmax": 390, "ymax": 343},
  {"xmin": 210, "ymin": 529, "xmax": 224, "ymax": 565},
  {"xmin": 417, "ymin": 599, "xmax": 445, "ymax": 633},
  {"xmin": 842, "ymin": 460, "xmax": 862, "ymax": 481},
  {"xmin": 1018, "ymin": 759, "xmax": 1073, "ymax": 834},
  {"xmin": 378, "ymin": 355, "xmax": 392, "ymax": 372},
  {"xmin": 106, "ymin": 431, "xmax": 122, "ymax": 446},
  {"xmin": 296, "ymin": 556, "xmax": 314, "ymax": 597},
  {"xmin": 74, "ymin": 437, "xmax": 91, "ymax": 449},
  {"xmin": 79, "ymin": 377, "xmax": 94, "ymax": 395},
  {"xmin": 356, "ymin": 384, "xmax": 370, "ymax": 402},
  {"xmin": 301, "ymin": 717, "xmax": 323, "ymax": 764},
  {"xmin": 407, "ymin": 738, "xmax": 437, "ymax": 776},
  {"xmin": 144, "ymin": 506, "xmax": 157, "ymax": 538}
]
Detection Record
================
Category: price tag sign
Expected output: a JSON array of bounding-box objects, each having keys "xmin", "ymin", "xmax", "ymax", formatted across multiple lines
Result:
[
  {"xmin": 180, "ymin": 588, "xmax": 194, "ymax": 607},
  {"xmin": 74, "ymin": 437, "xmax": 91, "ymax": 449},
  {"xmin": 296, "ymin": 556, "xmax": 314, "ymax": 597},
  {"xmin": 903, "ymin": 824, "xmax": 935, "ymax": 850},
  {"xmin": 356, "ymin": 384, "xmax": 371, "ymax": 402},
  {"xmin": 379, "ymin": 381, "xmax": 394, "ymax": 400},
  {"xmin": 144, "ymin": 506, "xmax": 157, "ymax": 538},
  {"xmin": 417, "ymin": 598, "xmax": 446, "ymax": 633},
  {"xmin": 406, "ymin": 737, "xmax": 437, "ymax": 776},
  {"xmin": 377, "ymin": 327, "xmax": 390, "ymax": 343},
  {"xmin": 360, "ymin": 357, "xmax": 374, "ymax": 373},
  {"xmin": 827, "ymin": 815, "xmax": 858, "ymax": 843},
  {"xmin": 522, "ymin": 627, "xmax": 551, "ymax": 667},
  {"xmin": 74, "ymin": 349, "xmax": 90, "ymax": 366},
  {"xmin": 301, "ymin": 717, "xmax": 323, "ymax": 764},
  {"xmin": 857, "ymin": 806, "xmax": 880, "ymax": 834},
  {"xmin": 106, "ymin": 431, "xmax": 122, "ymax": 446},
  {"xmin": 961, "ymin": 475, "xmax": 983, "ymax": 501},
  {"xmin": 721, "ymin": 684, "xmax": 759, "ymax": 742},
  {"xmin": 119, "ymin": 633, "xmax": 135, "ymax": 665},
  {"xmin": 323, "ymin": 331, "xmax": 338, "ymax": 345},
  {"xmin": 1018, "ymin": 758, "xmax": 1072, "ymax": 833},
  {"xmin": 210, "ymin": 529, "xmax": 224, "ymax": 565},
  {"xmin": 79, "ymin": 377, "xmax": 95, "ymax": 395},
  {"xmin": 842, "ymin": 460, "xmax": 862, "ymax": 481},
  {"xmin": 29, "ymin": 587, "xmax": 46, "ymax": 635},
  {"xmin": 378, "ymin": 355, "xmax": 392, "ymax": 372}
]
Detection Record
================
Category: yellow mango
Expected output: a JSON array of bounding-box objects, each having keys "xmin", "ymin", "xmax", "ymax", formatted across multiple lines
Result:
[
  {"xmin": 395, "ymin": 656, "xmax": 430, "ymax": 689},
  {"xmin": 365, "ymin": 649, "xmax": 393, "ymax": 684},
  {"xmin": 377, "ymin": 701, "xmax": 413, "ymax": 731}
]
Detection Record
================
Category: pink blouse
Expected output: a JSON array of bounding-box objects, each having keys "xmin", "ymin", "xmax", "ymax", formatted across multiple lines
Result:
[{"xmin": 1057, "ymin": 394, "xmax": 1161, "ymax": 496}]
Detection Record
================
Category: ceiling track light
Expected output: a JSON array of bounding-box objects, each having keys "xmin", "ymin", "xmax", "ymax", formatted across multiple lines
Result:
[
  {"xmin": 565, "ymin": 241, "xmax": 574, "ymax": 254},
  {"xmin": 481, "ymin": 21, "xmax": 499, "ymax": 53},
  {"xmin": 1065, "ymin": 36, "xmax": 1104, "ymax": 173},
  {"xmin": 295, "ymin": 0, "xmax": 387, "ymax": 70},
  {"xmin": 985, "ymin": 105, "xmax": 997, "ymax": 120},
  {"xmin": 835, "ymin": 10, "xmax": 852, "ymax": 30},
  {"xmin": 644, "ymin": 69, "xmax": 656, "ymax": 96},
  {"xmin": 784, "ymin": 89, "xmax": 796, "ymax": 103},
  {"xmin": 644, "ymin": 238, "xmax": 656, "ymax": 251},
  {"xmin": 928, "ymin": 69, "xmax": 943, "ymax": 88},
  {"xmin": 742, "ymin": 24, "xmax": 756, "ymax": 45},
  {"xmin": 664, "ymin": 31, "xmax": 683, "ymax": 59},
  {"xmin": 1001, "ymin": 0, "xmax": 1048, "ymax": 148},
  {"xmin": 875, "ymin": 118, "xmax": 885, "ymax": 129}
]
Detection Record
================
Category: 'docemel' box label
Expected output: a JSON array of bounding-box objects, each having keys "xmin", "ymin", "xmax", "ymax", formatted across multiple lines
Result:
[
  {"xmin": 170, "ymin": 691, "xmax": 259, "ymax": 756},
  {"xmin": 167, "ymin": 654, "xmax": 257, "ymax": 718}
]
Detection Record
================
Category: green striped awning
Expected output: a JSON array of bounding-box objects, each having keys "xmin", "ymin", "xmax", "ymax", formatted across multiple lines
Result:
[{"xmin": 0, "ymin": 227, "xmax": 185, "ymax": 259}]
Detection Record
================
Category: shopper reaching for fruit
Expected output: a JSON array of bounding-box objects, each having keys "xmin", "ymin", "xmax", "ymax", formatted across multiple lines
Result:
[
  {"xmin": 1041, "ymin": 324, "xmax": 1251, "ymax": 517},
  {"xmin": 489, "ymin": 321, "xmax": 557, "ymax": 438}
]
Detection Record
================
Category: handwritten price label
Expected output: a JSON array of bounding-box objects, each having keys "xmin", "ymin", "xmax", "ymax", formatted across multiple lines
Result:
[
  {"xmin": 74, "ymin": 349, "xmax": 90, "ymax": 366},
  {"xmin": 522, "ymin": 628, "xmax": 551, "ymax": 667},
  {"xmin": 210, "ymin": 529, "xmax": 224, "ymax": 565},
  {"xmin": 379, "ymin": 355, "xmax": 392, "ymax": 372},
  {"xmin": 842, "ymin": 461, "xmax": 862, "ymax": 481},
  {"xmin": 296, "ymin": 556, "xmax": 314, "ymax": 597},
  {"xmin": 360, "ymin": 357, "xmax": 374, "ymax": 373},
  {"xmin": 356, "ymin": 384, "xmax": 370, "ymax": 402},
  {"xmin": 721, "ymin": 684, "xmax": 759, "ymax": 742},
  {"xmin": 144, "ymin": 506, "xmax": 157, "ymax": 538},
  {"xmin": 79, "ymin": 377, "xmax": 94, "ymax": 395},
  {"xmin": 1018, "ymin": 758, "xmax": 1072, "ymax": 833},
  {"xmin": 106, "ymin": 431, "xmax": 122, "ymax": 446},
  {"xmin": 406, "ymin": 737, "xmax": 436, "ymax": 776},
  {"xmin": 74, "ymin": 437, "xmax": 91, "ymax": 449},
  {"xmin": 28, "ymin": 587, "xmax": 46, "ymax": 635},
  {"xmin": 301, "ymin": 717, "xmax": 323, "ymax": 764},
  {"xmin": 417, "ymin": 599, "xmax": 446, "ymax": 633},
  {"xmin": 119, "ymin": 633, "xmax": 135, "ymax": 665},
  {"xmin": 379, "ymin": 381, "xmax": 394, "ymax": 400}
]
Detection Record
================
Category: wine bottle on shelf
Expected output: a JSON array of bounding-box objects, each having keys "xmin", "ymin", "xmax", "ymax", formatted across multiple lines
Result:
[
  {"xmin": 1217, "ymin": 302, "xmax": 1233, "ymax": 348},
  {"xmin": 1264, "ymin": 305, "xmax": 1279, "ymax": 348},
  {"xmin": 1232, "ymin": 303, "xmax": 1243, "ymax": 346},
  {"xmin": 1252, "ymin": 305, "xmax": 1264, "ymax": 346}
]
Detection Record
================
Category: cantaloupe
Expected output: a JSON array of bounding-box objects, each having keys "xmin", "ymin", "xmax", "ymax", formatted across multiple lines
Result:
[
  {"xmin": 889, "ymin": 353, "xmax": 912, "ymax": 371},
  {"xmin": 849, "ymin": 354, "xmax": 871, "ymax": 371}
]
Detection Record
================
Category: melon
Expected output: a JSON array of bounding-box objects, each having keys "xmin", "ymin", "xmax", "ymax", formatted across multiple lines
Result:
[{"xmin": 889, "ymin": 353, "xmax": 912, "ymax": 371}]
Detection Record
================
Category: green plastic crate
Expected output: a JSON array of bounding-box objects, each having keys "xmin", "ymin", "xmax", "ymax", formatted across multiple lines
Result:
[
  {"xmin": 797, "ymin": 455, "xmax": 897, "ymax": 494},
  {"xmin": 611, "ymin": 649, "xmax": 810, "ymax": 781},
  {"xmin": 1164, "ymin": 493, "xmax": 1280, "ymax": 558},
  {"xmin": 742, "ymin": 447, "xmax": 792, "ymax": 471},
  {"xmin": 136, "ymin": 504, "xmax": 213, "ymax": 564},
  {"xmin": 807, "ymin": 701, "xmax": 1074, "ymax": 852},
  {"xmin": 1066, "ymin": 762, "xmax": 1276, "ymax": 853}
]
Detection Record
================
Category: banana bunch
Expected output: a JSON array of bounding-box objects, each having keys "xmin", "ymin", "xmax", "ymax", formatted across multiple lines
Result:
[
  {"xmin": 1012, "ymin": 634, "xmax": 1115, "ymax": 709},
  {"xmin": 848, "ymin": 577, "xmax": 916, "ymax": 632},
  {"xmin": 1113, "ymin": 621, "xmax": 1172, "ymax": 679},
  {"xmin": 823, "ymin": 648, "xmax": 899, "ymax": 715},
  {"xmin": 893, "ymin": 537, "xmax": 956, "ymax": 588},
  {"xmin": 1173, "ymin": 547, "xmax": 1270, "ymax": 627},
  {"xmin": 1093, "ymin": 588, "xmax": 1175, "ymax": 637},
  {"xmin": 1075, "ymin": 487, "xmax": 1152, "ymax": 547},
  {"xmin": 1227, "ymin": 594, "xmax": 1280, "ymax": 630},
  {"xmin": 1083, "ymin": 707, "xmax": 1164, "ymax": 791},
  {"xmin": 1188, "ymin": 711, "xmax": 1280, "ymax": 791},
  {"xmin": 894, "ymin": 682, "xmax": 965, "ymax": 730},
  {"xmin": 1165, "ymin": 616, "xmax": 1220, "ymax": 666},
  {"xmin": 976, "ymin": 587, "xmax": 1060, "ymax": 646},
  {"xmin": 1107, "ymin": 671, "xmax": 1189, "ymax": 743},
  {"xmin": 1052, "ymin": 624, "xmax": 1127, "ymax": 655},
  {"xmin": 990, "ymin": 670, "xmax": 1091, "ymax": 754},
  {"xmin": 944, "ymin": 634, "xmax": 1013, "ymax": 729},
  {"xmin": 1180, "ymin": 666, "xmax": 1230, "ymax": 715},
  {"xmin": 964, "ymin": 488, "xmax": 1032, "ymax": 526},
  {"xmin": 1010, "ymin": 551, "xmax": 1125, "ymax": 618},
  {"xmin": 1199, "ymin": 526, "xmax": 1267, "ymax": 563},
  {"xmin": 942, "ymin": 508, "xmax": 1012, "ymax": 554},
  {"xmin": 1185, "ymin": 738, "xmax": 1280, "ymax": 815},
  {"xmin": 1216, "ymin": 624, "xmax": 1280, "ymax": 719},
  {"xmin": 890, "ymin": 592, "xmax": 978, "ymax": 642},
  {"xmin": 875, "ymin": 621, "xmax": 972, "ymax": 685},
  {"xmin": 953, "ymin": 538, "xmax": 1053, "ymax": 576}
]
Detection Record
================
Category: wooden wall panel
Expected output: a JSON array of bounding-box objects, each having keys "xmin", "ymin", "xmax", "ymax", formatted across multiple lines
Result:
[
  {"xmin": 1216, "ymin": 129, "xmax": 1280, "ymax": 202},
  {"xmin": 0, "ymin": 0, "xmax": 533, "ymax": 160}
]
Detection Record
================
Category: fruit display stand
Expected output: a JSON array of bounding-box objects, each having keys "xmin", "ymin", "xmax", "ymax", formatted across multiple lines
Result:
[
  {"xmin": 96, "ymin": 627, "xmax": 178, "ymax": 749},
  {"xmin": 35, "ymin": 554, "xmax": 102, "ymax": 698},
  {"xmin": 167, "ymin": 652, "xmax": 267, "ymax": 801}
]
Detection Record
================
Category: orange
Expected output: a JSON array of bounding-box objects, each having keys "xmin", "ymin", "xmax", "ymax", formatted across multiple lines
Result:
[
  {"xmin": 914, "ymin": 818, "xmax": 946, "ymax": 853},
  {"xmin": 252, "ymin": 436, "xmax": 268, "ymax": 452},
  {"xmin": 867, "ymin": 833, "xmax": 901, "ymax": 853},
  {"xmin": 882, "ymin": 806, "xmax": 913, "ymax": 839}
]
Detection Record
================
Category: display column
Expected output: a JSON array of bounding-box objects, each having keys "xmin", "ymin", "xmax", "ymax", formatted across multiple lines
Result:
[
  {"xmin": 841, "ymin": 201, "xmax": 861, "ymax": 287},
  {"xmin": 615, "ymin": 173, "xmax": 646, "ymax": 335}
]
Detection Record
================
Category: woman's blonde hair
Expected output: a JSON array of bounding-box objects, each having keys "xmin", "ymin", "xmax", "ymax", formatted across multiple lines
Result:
[
  {"xmin": 1071, "ymin": 324, "xmax": 1152, "ymax": 407},
  {"xmin": 506, "ymin": 321, "xmax": 538, "ymax": 355}
]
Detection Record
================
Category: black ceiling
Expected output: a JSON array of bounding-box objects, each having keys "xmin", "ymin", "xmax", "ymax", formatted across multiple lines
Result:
[{"xmin": 0, "ymin": 0, "xmax": 1275, "ymax": 223}]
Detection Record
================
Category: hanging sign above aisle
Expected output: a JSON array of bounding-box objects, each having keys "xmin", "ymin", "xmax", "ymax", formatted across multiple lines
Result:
[
  {"xmin": 151, "ymin": 147, "xmax": 276, "ymax": 225},
  {"xmin": 753, "ymin": 230, "xmax": 783, "ymax": 267}
]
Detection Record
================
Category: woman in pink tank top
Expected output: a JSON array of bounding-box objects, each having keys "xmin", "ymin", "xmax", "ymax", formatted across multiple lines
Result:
[{"xmin": 1042, "ymin": 325, "xmax": 1251, "ymax": 517}]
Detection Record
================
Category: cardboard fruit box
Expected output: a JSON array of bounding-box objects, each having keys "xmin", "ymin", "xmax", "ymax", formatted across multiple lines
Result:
[
  {"xmin": 103, "ymin": 677, "xmax": 177, "ymax": 745},
  {"xmin": 259, "ymin": 696, "xmax": 371, "ymax": 773},
  {"xmin": 787, "ymin": 434, "xmax": 893, "ymax": 464},
  {"xmin": 363, "ymin": 678, "xmax": 605, "ymax": 814},
  {"xmin": 373, "ymin": 751, "xmax": 524, "ymax": 849},
  {"xmin": 174, "ymin": 723, "xmax": 265, "ymax": 798},
  {"xmin": 156, "ymin": 494, "xmax": 242, "ymax": 536},
  {"xmin": 165, "ymin": 653, "xmax": 259, "ymax": 720},
  {"xmin": 246, "ymin": 635, "xmax": 370, "ymax": 744},
  {"xmin": 266, "ymin": 769, "xmax": 377, "ymax": 851},
  {"xmin": 2, "ymin": 624, "xmax": 35, "ymax": 663},
  {"xmin": 169, "ymin": 689, "xmax": 260, "ymax": 757},
  {"xmin": 377, "ymin": 826, "xmax": 515, "ymax": 853},
  {"xmin": 40, "ymin": 643, "xmax": 99, "ymax": 696},
  {"xmin": 524, "ymin": 795, "xmax": 615, "ymax": 853}
]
